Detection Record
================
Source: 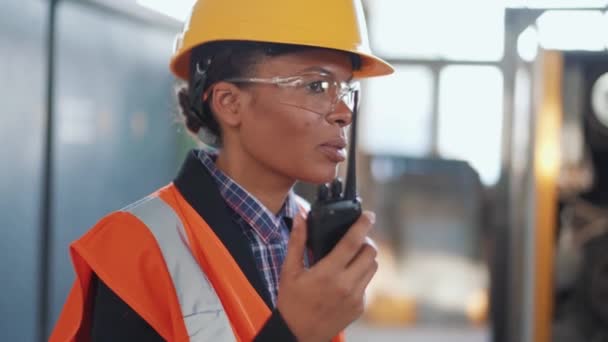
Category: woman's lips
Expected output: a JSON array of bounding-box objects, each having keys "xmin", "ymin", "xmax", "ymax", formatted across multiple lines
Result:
[{"xmin": 318, "ymin": 144, "xmax": 347, "ymax": 162}]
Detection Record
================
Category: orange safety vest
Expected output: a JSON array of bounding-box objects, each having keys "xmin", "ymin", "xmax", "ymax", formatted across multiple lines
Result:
[{"xmin": 49, "ymin": 183, "xmax": 346, "ymax": 342}]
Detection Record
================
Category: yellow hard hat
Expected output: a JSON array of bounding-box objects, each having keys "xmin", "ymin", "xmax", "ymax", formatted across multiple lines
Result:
[{"xmin": 170, "ymin": 0, "xmax": 394, "ymax": 80}]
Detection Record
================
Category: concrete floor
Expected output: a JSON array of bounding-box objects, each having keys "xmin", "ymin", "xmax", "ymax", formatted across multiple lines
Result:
[{"xmin": 345, "ymin": 323, "xmax": 490, "ymax": 342}]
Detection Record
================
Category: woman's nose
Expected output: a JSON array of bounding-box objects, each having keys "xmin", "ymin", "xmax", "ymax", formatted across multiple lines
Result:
[{"xmin": 325, "ymin": 100, "xmax": 353, "ymax": 127}]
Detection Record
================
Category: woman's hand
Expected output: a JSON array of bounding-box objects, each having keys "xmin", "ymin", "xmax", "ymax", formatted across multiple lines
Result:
[{"xmin": 276, "ymin": 211, "xmax": 378, "ymax": 342}]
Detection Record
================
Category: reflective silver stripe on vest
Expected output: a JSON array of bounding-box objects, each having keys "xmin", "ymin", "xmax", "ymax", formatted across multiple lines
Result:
[{"xmin": 124, "ymin": 196, "xmax": 236, "ymax": 342}]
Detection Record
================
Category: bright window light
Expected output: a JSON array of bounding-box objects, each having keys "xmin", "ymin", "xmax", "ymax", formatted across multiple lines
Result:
[
  {"xmin": 136, "ymin": 0, "xmax": 195, "ymax": 22},
  {"xmin": 361, "ymin": 66, "xmax": 434, "ymax": 157},
  {"xmin": 537, "ymin": 10, "xmax": 606, "ymax": 51},
  {"xmin": 367, "ymin": 0, "xmax": 504, "ymax": 61},
  {"xmin": 438, "ymin": 66, "xmax": 504, "ymax": 186},
  {"xmin": 506, "ymin": 0, "xmax": 608, "ymax": 8},
  {"xmin": 606, "ymin": 11, "xmax": 608, "ymax": 48},
  {"xmin": 504, "ymin": 0, "xmax": 528, "ymax": 7},
  {"xmin": 517, "ymin": 26, "xmax": 539, "ymax": 62},
  {"xmin": 439, "ymin": 1, "xmax": 505, "ymax": 61},
  {"xmin": 367, "ymin": 0, "xmax": 440, "ymax": 59}
]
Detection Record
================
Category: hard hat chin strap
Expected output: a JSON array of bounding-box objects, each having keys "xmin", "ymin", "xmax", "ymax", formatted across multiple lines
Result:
[
  {"xmin": 189, "ymin": 57, "xmax": 221, "ymax": 148},
  {"xmin": 189, "ymin": 57, "xmax": 213, "ymax": 123}
]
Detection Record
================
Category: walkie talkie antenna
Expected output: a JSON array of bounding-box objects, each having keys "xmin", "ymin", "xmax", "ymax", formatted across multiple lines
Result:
[{"xmin": 343, "ymin": 91, "xmax": 359, "ymax": 200}]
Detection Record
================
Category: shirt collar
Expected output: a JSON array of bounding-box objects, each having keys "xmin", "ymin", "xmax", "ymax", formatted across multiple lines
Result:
[{"xmin": 197, "ymin": 150, "xmax": 297, "ymax": 243}]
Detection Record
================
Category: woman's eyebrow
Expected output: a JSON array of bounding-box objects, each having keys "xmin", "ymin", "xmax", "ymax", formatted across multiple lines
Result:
[
  {"xmin": 297, "ymin": 66, "xmax": 333, "ymax": 75},
  {"xmin": 296, "ymin": 66, "xmax": 354, "ymax": 81}
]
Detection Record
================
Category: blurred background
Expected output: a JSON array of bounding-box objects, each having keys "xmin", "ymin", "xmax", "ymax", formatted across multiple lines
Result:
[{"xmin": 2, "ymin": 0, "xmax": 608, "ymax": 341}]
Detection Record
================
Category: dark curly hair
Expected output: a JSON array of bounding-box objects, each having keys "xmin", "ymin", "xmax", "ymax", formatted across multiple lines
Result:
[{"xmin": 176, "ymin": 41, "xmax": 361, "ymax": 147}]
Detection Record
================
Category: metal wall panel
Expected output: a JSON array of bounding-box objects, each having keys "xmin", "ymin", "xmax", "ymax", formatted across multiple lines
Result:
[
  {"xmin": 0, "ymin": 1, "xmax": 47, "ymax": 341},
  {"xmin": 48, "ymin": 1, "xmax": 179, "ymax": 335}
]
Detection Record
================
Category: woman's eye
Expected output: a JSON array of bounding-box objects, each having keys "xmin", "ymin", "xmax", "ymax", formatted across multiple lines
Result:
[{"xmin": 305, "ymin": 80, "xmax": 329, "ymax": 94}]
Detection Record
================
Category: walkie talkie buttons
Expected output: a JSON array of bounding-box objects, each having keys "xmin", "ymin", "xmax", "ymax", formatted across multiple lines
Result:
[
  {"xmin": 317, "ymin": 183, "xmax": 330, "ymax": 201},
  {"xmin": 330, "ymin": 179, "xmax": 343, "ymax": 199}
]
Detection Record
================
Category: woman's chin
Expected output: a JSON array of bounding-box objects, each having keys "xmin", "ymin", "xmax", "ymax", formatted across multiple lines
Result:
[{"xmin": 296, "ymin": 165, "xmax": 339, "ymax": 185}]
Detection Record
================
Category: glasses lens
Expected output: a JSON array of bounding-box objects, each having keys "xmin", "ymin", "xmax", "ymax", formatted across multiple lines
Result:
[
  {"xmin": 340, "ymin": 88, "xmax": 355, "ymax": 113},
  {"xmin": 276, "ymin": 74, "xmax": 357, "ymax": 115}
]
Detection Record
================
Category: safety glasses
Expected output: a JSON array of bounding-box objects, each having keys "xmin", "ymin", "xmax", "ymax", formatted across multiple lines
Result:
[{"xmin": 224, "ymin": 72, "xmax": 360, "ymax": 116}]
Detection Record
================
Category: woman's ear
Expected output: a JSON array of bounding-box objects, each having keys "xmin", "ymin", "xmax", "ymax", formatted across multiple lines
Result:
[{"xmin": 208, "ymin": 81, "xmax": 244, "ymax": 128}]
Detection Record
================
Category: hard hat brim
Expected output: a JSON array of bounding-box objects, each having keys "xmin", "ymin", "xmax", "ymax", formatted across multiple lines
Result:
[{"xmin": 170, "ymin": 40, "xmax": 394, "ymax": 81}]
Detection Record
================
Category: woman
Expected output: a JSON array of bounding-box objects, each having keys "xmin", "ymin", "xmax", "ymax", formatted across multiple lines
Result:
[{"xmin": 50, "ymin": 0, "xmax": 394, "ymax": 341}]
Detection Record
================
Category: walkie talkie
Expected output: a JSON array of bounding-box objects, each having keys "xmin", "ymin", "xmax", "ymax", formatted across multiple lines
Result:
[{"xmin": 306, "ymin": 91, "xmax": 362, "ymax": 264}]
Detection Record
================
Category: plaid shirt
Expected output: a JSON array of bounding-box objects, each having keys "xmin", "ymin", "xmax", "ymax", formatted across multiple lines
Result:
[{"xmin": 197, "ymin": 150, "xmax": 300, "ymax": 306}]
